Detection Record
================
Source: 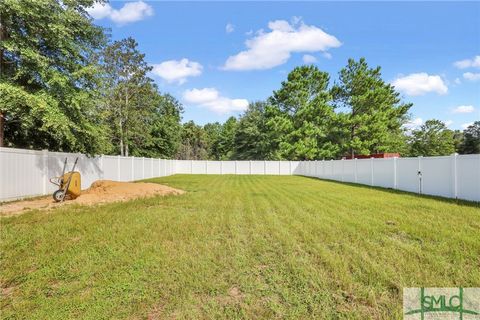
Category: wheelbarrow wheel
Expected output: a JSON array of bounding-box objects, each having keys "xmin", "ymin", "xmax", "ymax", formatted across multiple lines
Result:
[{"xmin": 53, "ymin": 190, "xmax": 65, "ymax": 202}]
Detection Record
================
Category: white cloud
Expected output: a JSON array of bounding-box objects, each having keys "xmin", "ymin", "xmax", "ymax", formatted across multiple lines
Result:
[
  {"xmin": 453, "ymin": 55, "xmax": 480, "ymax": 69},
  {"xmin": 87, "ymin": 1, "xmax": 153, "ymax": 25},
  {"xmin": 463, "ymin": 72, "xmax": 480, "ymax": 81},
  {"xmin": 403, "ymin": 117, "xmax": 423, "ymax": 130},
  {"xmin": 87, "ymin": 2, "xmax": 112, "ymax": 19},
  {"xmin": 322, "ymin": 52, "xmax": 332, "ymax": 59},
  {"xmin": 444, "ymin": 120, "xmax": 453, "ymax": 127},
  {"xmin": 223, "ymin": 18, "xmax": 341, "ymax": 71},
  {"xmin": 302, "ymin": 54, "xmax": 317, "ymax": 64},
  {"xmin": 151, "ymin": 59, "xmax": 202, "ymax": 84},
  {"xmin": 226, "ymin": 23, "xmax": 235, "ymax": 33},
  {"xmin": 183, "ymin": 88, "xmax": 249, "ymax": 114},
  {"xmin": 392, "ymin": 73, "xmax": 448, "ymax": 96},
  {"xmin": 462, "ymin": 122, "xmax": 474, "ymax": 130},
  {"xmin": 454, "ymin": 77, "xmax": 461, "ymax": 85},
  {"xmin": 452, "ymin": 105, "xmax": 475, "ymax": 114}
]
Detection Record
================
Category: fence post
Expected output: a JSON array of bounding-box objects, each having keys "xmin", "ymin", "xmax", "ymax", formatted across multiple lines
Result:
[
  {"xmin": 205, "ymin": 161, "xmax": 208, "ymax": 174},
  {"xmin": 393, "ymin": 157, "xmax": 398, "ymax": 189},
  {"xmin": 150, "ymin": 158, "xmax": 153, "ymax": 178},
  {"xmin": 100, "ymin": 155, "xmax": 104, "ymax": 180},
  {"xmin": 289, "ymin": 161, "xmax": 292, "ymax": 175},
  {"xmin": 220, "ymin": 161, "xmax": 223, "ymax": 175},
  {"xmin": 452, "ymin": 153, "xmax": 458, "ymax": 198},
  {"xmin": 370, "ymin": 157, "xmax": 374, "ymax": 186},
  {"xmin": 235, "ymin": 160, "xmax": 238, "ymax": 174},
  {"xmin": 117, "ymin": 155, "xmax": 121, "ymax": 181},
  {"xmin": 341, "ymin": 159, "xmax": 345, "ymax": 182},
  {"xmin": 131, "ymin": 156, "xmax": 134, "ymax": 181},
  {"xmin": 42, "ymin": 149, "xmax": 48, "ymax": 195},
  {"xmin": 264, "ymin": 160, "xmax": 266, "ymax": 175},
  {"xmin": 249, "ymin": 160, "xmax": 252, "ymax": 174},
  {"xmin": 354, "ymin": 158, "xmax": 358, "ymax": 183},
  {"xmin": 158, "ymin": 158, "xmax": 161, "ymax": 177},
  {"xmin": 418, "ymin": 156, "xmax": 423, "ymax": 194}
]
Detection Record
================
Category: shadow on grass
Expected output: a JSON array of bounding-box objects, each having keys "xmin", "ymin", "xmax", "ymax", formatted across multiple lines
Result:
[{"xmin": 299, "ymin": 175, "xmax": 480, "ymax": 209}]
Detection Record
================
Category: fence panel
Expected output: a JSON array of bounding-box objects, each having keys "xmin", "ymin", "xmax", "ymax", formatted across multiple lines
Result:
[
  {"xmin": 207, "ymin": 161, "xmax": 222, "ymax": 174},
  {"xmin": 235, "ymin": 161, "xmax": 249, "ymax": 174},
  {"xmin": 456, "ymin": 154, "xmax": 480, "ymax": 202},
  {"xmin": 396, "ymin": 158, "xmax": 420, "ymax": 193},
  {"xmin": 356, "ymin": 159, "xmax": 372, "ymax": 185},
  {"xmin": 279, "ymin": 161, "xmax": 291, "ymax": 175},
  {"xmin": 421, "ymin": 156, "xmax": 454, "ymax": 198},
  {"xmin": 0, "ymin": 149, "xmax": 44, "ymax": 201},
  {"xmin": 372, "ymin": 159, "xmax": 395, "ymax": 189},
  {"xmin": 221, "ymin": 161, "xmax": 236, "ymax": 174},
  {"xmin": 250, "ymin": 161, "xmax": 264, "ymax": 174},
  {"xmin": 102, "ymin": 156, "xmax": 118, "ymax": 180},
  {"xmin": 175, "ymin": 160, "xmax": 191, "ymax": 174},
  {"xmin": 265, "ymin": 161, "xmax": 280, "ymax": 175},
  {"xmin": 190, "ymin": 161, "xmax": 204, "ymax": 174},
  {"xmin": 343, "ymin": 160, "xmax": 356, "ymax": 183}
]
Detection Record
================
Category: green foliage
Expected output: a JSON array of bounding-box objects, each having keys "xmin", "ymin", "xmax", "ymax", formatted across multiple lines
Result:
[
  {"xmin": 177, "ymin": 121, "xmax": 209, "ymax": 160},
  {"xmin": 408, "ymin": 119, "xmax": 455, "ymax": 156},
  {"xmin": 459, "ymin": 121, "xmax": 480, "ymax": 154},
  {"xmin": 144, "ymin": 94, "xmax": 184, "ymax": 158},
  {"xmin": 0, "ymin": 0, "xmax": 110, "ymax": 154},
  {"xmin": 332, "ymin": 58, "xmax": 411, "ymax": 157},
  {"xmin": 233, "ymin": 101, "xmax": 273, "ymax": 160},
  {"xmin": 266, "ymin": 65, "xmax": 339, "ymax": 160}
]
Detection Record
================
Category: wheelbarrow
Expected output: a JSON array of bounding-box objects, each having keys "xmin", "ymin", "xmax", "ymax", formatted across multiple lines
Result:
[{"xmin": 49, "ymin": 157, "xmax": 81, "ymax": 202}]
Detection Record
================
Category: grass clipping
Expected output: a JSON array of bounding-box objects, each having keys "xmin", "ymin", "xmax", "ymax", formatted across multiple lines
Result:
[{"xmin": 0, "ymin": 180, "xmax": 185, "ymax": 216}]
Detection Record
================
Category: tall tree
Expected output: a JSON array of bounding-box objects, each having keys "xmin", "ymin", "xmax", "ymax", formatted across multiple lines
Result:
[
  {"xmin": 332, "ymin": 58, "xmax": 411, "ymax": 157},
  {"xmin": 459, "ymin": 121, "xmax": 480, "ymax": 154},
  {"xmin": 408, "ymin": 119, "xmax": 455, "ymax": 156},
  {"xmin": 203, "ymin": 122, "xmax": 223, "ymax": 159},
  {"xmin": 267, "ymin": 65, "xmax": 339, "ymax": 160},
  {"xmin": 101, "ymin": 37, "xmax": 159, "ymax": 156},
  {"xmin": 234, "ymin": 101, "xmax": 273, "ymax": 160},
  {"xmin": 177, "ymin": 121, "xmax": 209, "ymax": 160},
  {"xmin": 0, "ymin": 0, "xmax": 110, "ymax": 153},
  {"xmin": 216, "ymin": 117, "xmax": 238, "ymax": 160},
  {"xmin": 144, "ymin": 93, "xmax": 184, "ymax": 158}
]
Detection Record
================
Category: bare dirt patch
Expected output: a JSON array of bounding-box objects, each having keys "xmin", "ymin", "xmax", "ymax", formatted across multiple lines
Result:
[{"xmin": 0, "ymin": 180, "xmax": 184, "ymax": 216}]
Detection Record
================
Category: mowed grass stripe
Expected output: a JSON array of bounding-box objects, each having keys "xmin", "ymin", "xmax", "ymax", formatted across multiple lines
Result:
[{"xmin": 1, "ymin": 175, "xmax": 479, "ymax": 319}]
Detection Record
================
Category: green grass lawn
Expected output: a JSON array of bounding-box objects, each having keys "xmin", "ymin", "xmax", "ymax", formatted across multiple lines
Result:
[{"xmin": 1, "ymin": 175, "xmax": 479, "ymax": 319}]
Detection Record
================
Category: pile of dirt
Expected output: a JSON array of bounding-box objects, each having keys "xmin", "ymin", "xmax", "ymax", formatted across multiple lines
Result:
[{"xmin": 0, "ymin": 180, "xmax": 184, "ymax": 216}]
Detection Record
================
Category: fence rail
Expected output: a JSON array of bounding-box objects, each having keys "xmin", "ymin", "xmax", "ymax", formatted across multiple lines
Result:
[{"xmin": 1, "ymin": 147, "xmax": 479, "ymax": 202}]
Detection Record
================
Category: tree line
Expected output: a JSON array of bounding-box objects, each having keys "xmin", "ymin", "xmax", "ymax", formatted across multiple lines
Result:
[{"xmin": 1, "ymin": 0, "xmax": 478, "ymax": 160}]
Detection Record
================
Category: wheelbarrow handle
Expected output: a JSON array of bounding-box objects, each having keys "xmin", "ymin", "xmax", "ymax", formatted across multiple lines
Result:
[{"xmin": 49, "ymin": 177, "xmax": 62, "ymax": 187}]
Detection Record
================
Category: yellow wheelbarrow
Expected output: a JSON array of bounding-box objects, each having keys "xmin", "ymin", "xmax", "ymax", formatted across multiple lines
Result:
[{"xmin": 49, "ymin": 157, "xmax": 81, "ymax": 202}]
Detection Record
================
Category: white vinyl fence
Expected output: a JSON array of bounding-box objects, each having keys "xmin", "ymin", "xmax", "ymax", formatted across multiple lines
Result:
[
  {"xmin": 0, "ymin": 147, "xmax": 175, "ymax": 202},
  {"xmin": 295, "ymin": 155, "xmax": 480, "ymax": 202},
  {"xmin": 1, "ymin": 147, "xmax": 479, "ymax": 202}
]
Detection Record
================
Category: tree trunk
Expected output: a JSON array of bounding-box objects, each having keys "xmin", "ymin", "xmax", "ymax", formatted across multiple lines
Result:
[
  {"xmin": 0, "ymin": 14, "xmax": 6, "ymax": 147},
  {"xmin": 124, "ymin": 86, "xmax": 129, "ymax": 157},
  {"xmin": 119, "ymin": 119, "xmax": 124, "ymax": 156}
]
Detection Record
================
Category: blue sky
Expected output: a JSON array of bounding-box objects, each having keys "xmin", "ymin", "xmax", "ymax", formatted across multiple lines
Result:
[{"xmin": 88, "ymin": 1, "xmax": 480, "ymax": 130}]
